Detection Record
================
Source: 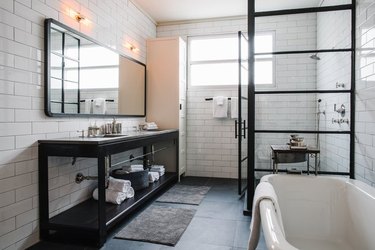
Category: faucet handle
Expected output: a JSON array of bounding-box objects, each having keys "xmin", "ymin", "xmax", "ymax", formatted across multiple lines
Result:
[{"xmin": 77, "ymin": 130, "xmax": 85, "ymax": 138}]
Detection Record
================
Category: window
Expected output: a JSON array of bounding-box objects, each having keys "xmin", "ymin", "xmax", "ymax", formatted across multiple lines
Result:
[
  {"xmin": 188, "ymin": 32, "xmax": 275, "ymax": 87},
  {"xmin": 79, "ymin": 45, "xmax": 119, "ymax": 89},
  {"xmin": 254, "ymin": 32, "xmax": 274, "ymax": 85}
]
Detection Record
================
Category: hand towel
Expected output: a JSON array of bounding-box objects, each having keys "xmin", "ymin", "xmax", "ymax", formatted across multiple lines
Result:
[
  {"xmin": 108, "ymin": 176, "xmax": 131, "ymax": 193},
  {"xmin": 92, "ymin": 98, "xmax": 106, "ymax": 114},
  {"xmin": 83, "ymin": 99, "xmax": 92, "ymax": 114},
  {"xmin": 92, "ymin": 188, "xmax": 127, "ymax": 205},
  {"xmin": 148, "ymin": 171, "xmax": 160, "ymax": 183},
  {"xmin": 213, "ymin": 96, "xmax": 228, "ymax": 118},
  {"xmin": 230, "ymin": 97, "xmax": 238, "ymax": 119},
  {"xmin": 248, "ymin": 181, "xmax": 285, "ymax": 250}
]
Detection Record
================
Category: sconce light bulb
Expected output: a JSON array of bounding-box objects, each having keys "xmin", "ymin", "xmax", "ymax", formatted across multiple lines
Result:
[
  {"xmin": 68, "ymin": 9, "xmax": 90, "ymax": 25},
  {"xmin": 125, "ymin": 42, "xmax": 139, "ymax": 52},
  {"xmin": 75, "ymin": 15, "xmax": 83, "ymax": 22}
]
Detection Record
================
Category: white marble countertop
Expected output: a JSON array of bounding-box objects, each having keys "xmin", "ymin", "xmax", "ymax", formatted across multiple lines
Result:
[{"xmin": 38, "ymin": 129, "xmax": 179, "ymax": 145}]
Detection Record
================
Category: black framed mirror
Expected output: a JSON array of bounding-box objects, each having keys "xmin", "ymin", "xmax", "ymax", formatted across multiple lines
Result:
[{"xmin": 44, "ymin": 18, "xmax": 146, "ymax": 117}]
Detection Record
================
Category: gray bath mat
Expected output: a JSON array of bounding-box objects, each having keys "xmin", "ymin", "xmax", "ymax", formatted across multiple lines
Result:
[
  {"xmin": 156, "ymin": 184, "xmax": 211, "ymax": 205},
  {"xmin": 115, "ymin": 205, "xmax": 196, "ymax": 246}
]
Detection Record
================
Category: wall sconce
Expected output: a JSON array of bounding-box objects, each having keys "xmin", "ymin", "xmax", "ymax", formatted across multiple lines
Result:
[
  {"xmin": 124, "ymin": 42, "xmax": 139, "ymax": 53},
  {"xmin": 68, "ymin": 9, "xmax": 90, "ymax": 25}
]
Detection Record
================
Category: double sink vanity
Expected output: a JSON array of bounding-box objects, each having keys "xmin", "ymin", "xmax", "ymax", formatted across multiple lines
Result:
[
  {"xmin": 38, "ymin": 129, "xmax": 179, "ymax": 246},
  {"xmin": 40, "ymin": 17, "xmax": 183, "ymax": 247}
]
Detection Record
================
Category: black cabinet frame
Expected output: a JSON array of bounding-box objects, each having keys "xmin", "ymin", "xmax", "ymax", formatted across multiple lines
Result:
[{"xmin": 38, "ymin": 131, "xmax": 179, "ymax": 246}]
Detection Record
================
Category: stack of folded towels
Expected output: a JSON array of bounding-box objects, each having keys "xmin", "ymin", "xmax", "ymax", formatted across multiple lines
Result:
[
  {"xmin": 92, "ymin": 176, "xmax": 134, "ymax": 205},
  {"xmin": 123, "ymin": 164, "xmax": 144, "ymax": 172},
  {"xmin": 150, "ymin": 165, "xmax": 165, "ymax": 177}
]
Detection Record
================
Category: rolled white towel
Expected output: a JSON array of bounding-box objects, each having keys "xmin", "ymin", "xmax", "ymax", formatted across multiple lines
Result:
[
  {"xmin": 108, "ymin": 176, "xmax": 131, "ymax": 193},
  {"xmin": 148, "ymin": 171, "xmax": 160, "ymax": 183},
  {"xmin": 150, "ymin": 165, "xmax": 164, "ymax": 171},
  {"xmin": 92, "ymin": 188, "xmax": 127, "ymax": 205},
  {"xmin": 150, "ymin": 167, "xmax": 165, "ymax": 177},
  {"xmin": 127, "ymin": 187, "xmax": 135, "ymax": 199}
]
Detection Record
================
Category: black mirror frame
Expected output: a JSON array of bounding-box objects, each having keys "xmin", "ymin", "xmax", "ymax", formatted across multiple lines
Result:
[{"xmin": 44, "ymin": 18, "xmax": 146, "ymax": 117}]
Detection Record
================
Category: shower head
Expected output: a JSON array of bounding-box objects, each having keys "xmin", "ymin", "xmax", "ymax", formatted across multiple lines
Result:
[
  {"xmin": 310, "ymin": 54, "xmax": 321, "ymax": 60},
  {"xmin": 318, "ymin": 99, "xmax": 322, "ymax": 103}
]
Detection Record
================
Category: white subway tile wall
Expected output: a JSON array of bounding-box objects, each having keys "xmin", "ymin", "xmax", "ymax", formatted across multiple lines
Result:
[
  {"xmin": 356, "ymin": 0, "xmax": 375, "ymax": 186},
  {"xmin": 157, "ymin": 13, "xmax": 318, "ymax": 178},
  {"xmin": 1, "ymin": 0, "xmax": 374, "ymax": 248},
  {"xmin": 316, "ymin": 1, "xmax": 352, "ymax": 174},
  {"xmin": 0, "ymin": 0, "xmax": 156, "ymax": 249}
]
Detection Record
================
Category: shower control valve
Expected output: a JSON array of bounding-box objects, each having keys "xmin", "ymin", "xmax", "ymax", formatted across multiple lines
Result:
[
  {"xmin": 339, "ymin": 118, "xmax": 349, "ymax": 124},
  {"xmin": 332, "ymin": 118, "xmax": 349, "ymax": 125},
  {"xmin": 334, "ymin": 104, "xmax": 346, "ymax": 117},
  {"xmin": 332, "ymin": 118, "xmax": 339, "ymax": 124},
  {"xmin": 336, "ymin": 82, "xmax": 345, "ymax": 88}
]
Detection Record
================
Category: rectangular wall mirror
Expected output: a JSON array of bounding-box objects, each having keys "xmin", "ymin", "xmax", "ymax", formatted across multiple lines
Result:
[{"xmin": 44, "ymin": 18, "xmax": 146, "ymax": 117}]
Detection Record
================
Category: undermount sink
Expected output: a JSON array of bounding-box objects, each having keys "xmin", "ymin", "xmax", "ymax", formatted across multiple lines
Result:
[{"xmin": 102, "ymin": 134, "xmax": 128, "ymax": 138}]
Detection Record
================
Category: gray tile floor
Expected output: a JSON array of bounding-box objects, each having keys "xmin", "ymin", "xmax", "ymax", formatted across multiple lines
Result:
[{"xmin": 29, "ymin": 177, "xmax": 267, "ymax": 250}]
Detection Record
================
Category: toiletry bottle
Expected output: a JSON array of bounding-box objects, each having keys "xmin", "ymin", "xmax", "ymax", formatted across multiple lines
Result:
[{"xmin": 112, "ymin": 118, "xmax": 117, "ymax": 133}]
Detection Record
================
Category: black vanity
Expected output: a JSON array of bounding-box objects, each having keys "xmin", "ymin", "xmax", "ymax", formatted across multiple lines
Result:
[{"xmin": 38, "ymin": 130, "xmax": 179, "ymax": 246}]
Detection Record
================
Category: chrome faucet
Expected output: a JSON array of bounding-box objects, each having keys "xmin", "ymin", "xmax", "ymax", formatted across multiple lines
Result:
[{"xmin": 334, "ymin": 104, "xmax": 346, "ymax": 117}]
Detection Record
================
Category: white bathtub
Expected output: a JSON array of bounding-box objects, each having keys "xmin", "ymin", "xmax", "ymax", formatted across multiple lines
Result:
[{"xmin": 259, "ymin": 174, "xmax": 375, "ymax": 250}]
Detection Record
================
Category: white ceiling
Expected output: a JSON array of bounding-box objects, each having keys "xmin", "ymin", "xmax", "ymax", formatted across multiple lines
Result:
[{"xmin": 132, "ymin": 0, "xmax": 322, "ymax": 24}]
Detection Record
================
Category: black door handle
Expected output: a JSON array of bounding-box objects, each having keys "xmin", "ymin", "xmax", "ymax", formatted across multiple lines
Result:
[
  {"xmin": 243, "ymin": 120, "xmax": 246, "ymax": 139},
  {"xmin": 234, "ymin": 120, "xmax": 238, "ymax": 139}
]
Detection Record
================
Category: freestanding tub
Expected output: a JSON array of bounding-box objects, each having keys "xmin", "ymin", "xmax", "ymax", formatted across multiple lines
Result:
[{"xmin": 258, "ymin": 174, "xmax": 375, "ymax": 250}]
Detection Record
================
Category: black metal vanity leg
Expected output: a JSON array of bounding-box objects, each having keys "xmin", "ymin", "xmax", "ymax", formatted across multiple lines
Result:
[
  {"xmin": 307, "ymin": 154, "xmax": 310, "ymax": 175},
  {"xmin": 176, "ymin": 138, "xmax": 179, "ymax": 178},
  {"xmin": 38, "ymin": 144, "xmax": 50, "ymax": 240},
  {"xmin": 274, "ymin": 153, "xmax": 278, "ymax": 174},
  {"xmin": 315, "ymin": 153, "xmax": 318, "ymax": 175},
  {"xmin": 97, "ymin": 154, "xmax": 107, "ymax": 246}
]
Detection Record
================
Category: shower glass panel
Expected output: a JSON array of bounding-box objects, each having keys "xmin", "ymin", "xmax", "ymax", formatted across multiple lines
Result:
[
  {"xmin": 254, "ymin": 133, "xmax": 350, "ymax": 179},
  {"xmin": 238, "ymin": 31, "xmax": 248, "ymax": 195},
  {"xmin": 254, "ymin": 52, "xmax": 351, "ymax": 92},
  {"xmin": 255, "ymin": 93, "xmax": 351, "ymax": 132},
  {"xmin": 255, "ymin": 0, "xmax": 351, "ymax": 15},
  {"xmin": 247, "ymin": 0, "xmax": 355, "ymax": 214},
  {"xmin": 255, "ymin": 93, "xmax": 317, "ymax": 131},
  {"xmin": 255, "ymin": 10, "xmax": 351, "ymax": 52}
]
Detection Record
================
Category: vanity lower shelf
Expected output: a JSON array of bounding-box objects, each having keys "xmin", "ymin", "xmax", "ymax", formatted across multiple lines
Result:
[
  {"xmin": 48, "ymin": 173, "xmax": 177, "ymax": 230},
  {"xmin": 38, "ymin": 130, "xmax": 179, "ymax": 246}
]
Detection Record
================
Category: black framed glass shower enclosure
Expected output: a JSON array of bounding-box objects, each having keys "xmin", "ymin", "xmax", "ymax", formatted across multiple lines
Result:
[
  {"xmin": 237, "ymin": 31, "xmax": 249, "ymax": 195},
  {"xmin": 246, "ymin": 0, "xmax": 356, "ymax": 213}
]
